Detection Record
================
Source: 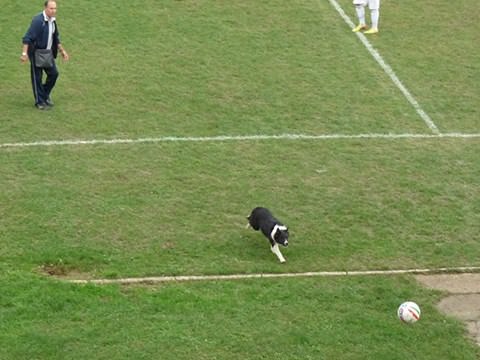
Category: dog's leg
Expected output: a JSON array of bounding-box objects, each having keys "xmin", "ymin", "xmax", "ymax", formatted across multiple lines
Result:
[{"xmin": 271, "ymin": 243, "xmax": 286, "ymax": 263}]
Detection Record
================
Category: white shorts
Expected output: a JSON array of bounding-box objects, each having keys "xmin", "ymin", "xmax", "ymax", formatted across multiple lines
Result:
[{"xmin": 353, "ymin": 0, "xmax": 380, "ymax": 9}]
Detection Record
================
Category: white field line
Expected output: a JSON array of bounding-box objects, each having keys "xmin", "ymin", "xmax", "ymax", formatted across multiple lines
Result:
[
  {"xmin": 67, "ymin": 266, "xmax": 480, "ymax": 285},
  {"xmin": 326, "ymin": 0, "xmax": 440, "ymax": 134},
  {"xmin": 1, "ymin": 133, "xmax": 479, "ymax": 149}
]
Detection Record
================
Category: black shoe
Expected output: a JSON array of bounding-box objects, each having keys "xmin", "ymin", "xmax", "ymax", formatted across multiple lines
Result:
[
  {"xmin": 35, "ymin": 103, "xmax": 48, "ymax": 110},
  {"xmin": 45, "ymin": 98, "xmax": 54, "ymax": 107}
]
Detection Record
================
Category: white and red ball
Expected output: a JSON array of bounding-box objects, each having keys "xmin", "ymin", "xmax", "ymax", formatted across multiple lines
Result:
[{"xmin": 397, "ymin": 301, "xmax": 421, "ymax": 323}]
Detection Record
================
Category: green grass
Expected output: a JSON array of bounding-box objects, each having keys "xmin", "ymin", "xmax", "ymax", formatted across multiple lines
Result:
[
  {"xmin": 0, "ymin": 273, "xmax": 478, "ymax": 360},
  {"xmin": 1, "ymin": 0, "xmax": 479, "ymax": 358},
  {"xmin": 363, "ymin": 0, "xmax": 480, "ymax": 132},
  {"xmin": 1, "ymin": 139, "xmax": 479, "ymax": 278}
]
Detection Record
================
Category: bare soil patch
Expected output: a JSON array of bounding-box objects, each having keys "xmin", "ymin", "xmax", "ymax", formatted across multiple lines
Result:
[{"xmin": 415, "ymin": 273, "xmax": 480, "ymax": 346}]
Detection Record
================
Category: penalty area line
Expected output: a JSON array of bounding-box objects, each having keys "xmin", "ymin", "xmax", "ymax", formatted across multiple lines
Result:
[
  {"xmin": 66, "ymin": 266, "xmax": 480, "ymax": 285},
  {"xmin": 1, "ymin": 133, "xmax": 479, "ymax": 149}
]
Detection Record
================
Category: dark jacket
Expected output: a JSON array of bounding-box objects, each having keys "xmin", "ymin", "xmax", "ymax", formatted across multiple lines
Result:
[{"xmin": 22, "ymin": 12, "xmax": 61, "ymax": 58}]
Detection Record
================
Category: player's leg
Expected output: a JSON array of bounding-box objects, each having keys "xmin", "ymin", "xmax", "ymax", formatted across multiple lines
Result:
[
  {"xmin": 352, "ymin": 0, "xmax": 368, "ymax": 32},
  {"xmin": 365, "ymin": 0, "xmax": 380, "ymax": 34}
]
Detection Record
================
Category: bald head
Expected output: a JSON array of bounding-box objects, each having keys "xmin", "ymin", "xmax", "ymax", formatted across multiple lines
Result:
[{"xmin": 44, "ymin": 1, "xmax": 57, "ymax": 18}]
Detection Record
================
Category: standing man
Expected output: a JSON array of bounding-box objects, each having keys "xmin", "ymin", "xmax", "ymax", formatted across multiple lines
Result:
[
  {"xmin": 352, "ymin": 0, "xmax": 380, "ymax": 34},
  {"xmin": 20, "ymin": 1, "xmax": 69, "ymax": 110}
]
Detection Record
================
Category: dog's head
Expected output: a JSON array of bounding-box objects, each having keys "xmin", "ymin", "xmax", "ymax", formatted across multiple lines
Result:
[{"xmin": 273, "ymin": 225, "xmax": 289, "ymax": 247}]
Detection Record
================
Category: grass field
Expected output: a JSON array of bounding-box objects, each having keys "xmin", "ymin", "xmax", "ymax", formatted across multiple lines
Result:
[{"xmin": 1, "ymin": 0, "xmax": 479, "ymax": 359}]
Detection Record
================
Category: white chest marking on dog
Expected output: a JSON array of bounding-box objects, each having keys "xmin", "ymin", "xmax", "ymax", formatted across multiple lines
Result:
[
  {"xmin": 270, "ymin": 224, "xmax": 287, "ymax": 242},
  {"xmin": 271, "ymin": 243, "xmax": 286, "ymax": 263}
]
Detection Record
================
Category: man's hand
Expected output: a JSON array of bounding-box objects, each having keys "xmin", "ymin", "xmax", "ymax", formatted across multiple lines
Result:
[
  {"xmin": 61, "ymin": 50, "xmax": 70, "ymax": 61},
  {"xmin": 59, "ymin": 47, "xmax": 70, "ymax": 62},
  {"xmin": 20, "ymin": 52, "xmax": 28, "ymax": 63}
]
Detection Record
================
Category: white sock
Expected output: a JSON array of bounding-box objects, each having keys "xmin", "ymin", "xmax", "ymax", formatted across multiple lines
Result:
[
  {"xmin": 271, "ymin": 244, "xmax": 286, "ymax": 263},
  {"xmin": 370, "ymin": 9, "xmax": 379, "ymax": 29},
  {"xmin": 355, "ymin": 5, "xmax": 366, "ymax": 25}
]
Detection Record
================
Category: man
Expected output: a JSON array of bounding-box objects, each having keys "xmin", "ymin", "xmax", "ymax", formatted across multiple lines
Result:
[
  {"xmin": 352, "ymin": 0, "xmax": 380, "ymax": 34},
  {"xmin": 20, "ymin": 1, "xmax": 69, "ymax": 110}
]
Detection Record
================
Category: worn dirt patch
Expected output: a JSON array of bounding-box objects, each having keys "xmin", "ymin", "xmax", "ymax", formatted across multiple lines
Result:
[{"xmin": 415, "ymin": 273, "xmax": 480, "ymax": 346}]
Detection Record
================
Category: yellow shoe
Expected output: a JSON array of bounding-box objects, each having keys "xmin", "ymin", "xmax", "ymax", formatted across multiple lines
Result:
[
  {"xmin": 352, "ymin": 24, "xmax": 368, "ymax": 32},
  {"xmin": 364, "ymin": 28, "xmax": 378, "ymax": 34}
]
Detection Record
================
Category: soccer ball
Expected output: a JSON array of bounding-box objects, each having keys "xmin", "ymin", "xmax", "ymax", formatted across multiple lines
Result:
[{"xmin": 397, "ymin": 301, "xmax": 421, "ymax": 323}]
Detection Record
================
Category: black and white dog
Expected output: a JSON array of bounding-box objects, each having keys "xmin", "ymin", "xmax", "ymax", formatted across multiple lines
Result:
[{"xmin": 246, "ymin": 207, "xmax": 289, "ymax": 263}]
